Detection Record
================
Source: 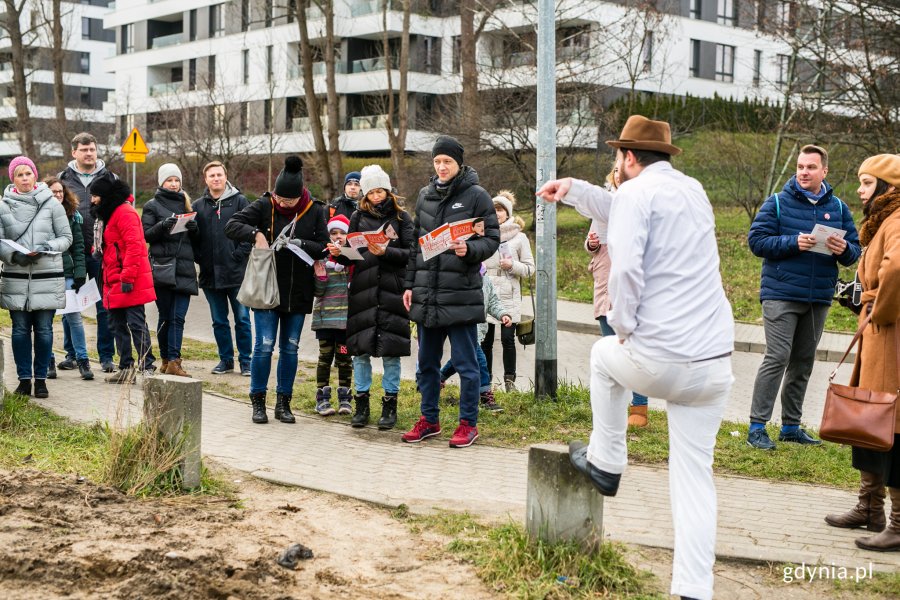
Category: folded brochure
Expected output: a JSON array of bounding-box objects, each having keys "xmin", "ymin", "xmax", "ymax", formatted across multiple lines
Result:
[{"xmin": 419, "ymin": 217, "xmax": 483, "ymax": 262}]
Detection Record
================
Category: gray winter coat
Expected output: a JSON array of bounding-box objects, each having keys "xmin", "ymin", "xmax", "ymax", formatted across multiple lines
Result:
[{"xmin": 0, "ymin": 183, "xmax": 73, "ymax": 310}]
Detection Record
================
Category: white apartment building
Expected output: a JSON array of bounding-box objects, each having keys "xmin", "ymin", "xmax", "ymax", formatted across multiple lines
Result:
[
  {"xmin": 0, "ymin": 0, "xmax": 116, "ymax": 157},
  {"xmin": 102, "ymin": 0, "xmax": 809, "ymax": 155}
]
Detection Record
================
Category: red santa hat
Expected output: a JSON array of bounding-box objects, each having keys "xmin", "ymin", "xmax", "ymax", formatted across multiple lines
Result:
[{"xmin": 327, "ymin": 214, "xmax": 350, "ymax": 233}]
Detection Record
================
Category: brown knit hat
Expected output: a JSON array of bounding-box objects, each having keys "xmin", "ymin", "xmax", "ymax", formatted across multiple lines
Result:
[{"xmin": 858, "ymin": 154, "xmax": 900, "ymax": 188}]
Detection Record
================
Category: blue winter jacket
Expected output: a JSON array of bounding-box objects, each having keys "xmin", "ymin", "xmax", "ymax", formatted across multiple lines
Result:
[{"xmin": 747, "ymin": 176, "xmax": 860, "ymax": 305}]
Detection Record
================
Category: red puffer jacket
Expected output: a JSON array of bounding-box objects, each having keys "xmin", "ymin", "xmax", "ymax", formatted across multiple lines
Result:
[{"xmin": 102, "ymin": 202, "xmax": 156, "ymax": 309}]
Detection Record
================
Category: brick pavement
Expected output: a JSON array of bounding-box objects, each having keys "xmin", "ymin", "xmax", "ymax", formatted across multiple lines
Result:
[{"xmin": 8, "ymin": 341, "xmax": 898, "ymax": 574}]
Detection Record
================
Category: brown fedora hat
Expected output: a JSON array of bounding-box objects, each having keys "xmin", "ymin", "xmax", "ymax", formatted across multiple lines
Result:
[{"xmin": 606, "ymin": 115, "xmax": 682, "ymax": 156}]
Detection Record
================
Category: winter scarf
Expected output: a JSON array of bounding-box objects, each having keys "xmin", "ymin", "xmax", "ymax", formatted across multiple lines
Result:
[
  {"xmin": 274, "ymin": 188, "xmax": 311, "ymax": 218},
  {"xmin": 860, "ymin": 190, "xmax": 900, "ymax": 247}
]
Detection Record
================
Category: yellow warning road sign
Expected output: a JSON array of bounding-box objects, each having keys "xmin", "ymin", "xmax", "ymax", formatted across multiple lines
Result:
[
  {"xmin": 121, "ymin": 128, "xmax": 149, "ymax": 155},
  {"xmin": 124, "ymin": 152, "xmax": 146, "ymax": 163}
]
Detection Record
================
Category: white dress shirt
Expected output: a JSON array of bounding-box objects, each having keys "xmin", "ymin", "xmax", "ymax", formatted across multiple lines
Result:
[{"xmin": 563, "ymin": 162, "xmax": 734, "ymax": 362}]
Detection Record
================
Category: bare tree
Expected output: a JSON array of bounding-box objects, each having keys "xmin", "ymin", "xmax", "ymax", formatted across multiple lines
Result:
[
  {"xmin": 2, "ymin": 0, "xmax": 36, "ymax": 157},
  {"xmin": 381, "ymin": 0, "xmax": 410, "ymax": 179}
]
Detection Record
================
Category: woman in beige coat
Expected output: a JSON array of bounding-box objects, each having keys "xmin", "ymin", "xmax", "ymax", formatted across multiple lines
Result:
[
  {"xmin": 482, "ymin": 190, "xmax": 534, "ymax": 392},
  {"xmin": 585, "ymin": 165, "xmax": 649, "ymax": 427},
  {"xmin": 824, "ymin": 153, "xmax": 900, "ymax": 552}
]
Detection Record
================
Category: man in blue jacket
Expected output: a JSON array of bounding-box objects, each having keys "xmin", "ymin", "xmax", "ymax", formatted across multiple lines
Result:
[{"xmin": 747, "ymin": 144, "xmax": 861, "ymax": 450}]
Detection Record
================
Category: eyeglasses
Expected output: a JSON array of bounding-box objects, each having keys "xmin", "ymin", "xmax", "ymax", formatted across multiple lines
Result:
[
  {"xmin": 51, "ymin": 189, "xmax": 64, "ymax": 197},
  {"xmin": 275, "ymin": 195, "xmax": 300, "ymax": 205}
]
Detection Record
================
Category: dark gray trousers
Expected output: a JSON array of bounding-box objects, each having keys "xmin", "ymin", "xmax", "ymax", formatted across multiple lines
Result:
[{"xmin": 749, "ymin": 300, "xmax": 830, "ymax": 426}]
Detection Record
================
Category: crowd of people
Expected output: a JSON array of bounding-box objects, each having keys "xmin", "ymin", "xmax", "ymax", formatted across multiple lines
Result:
[
  {"xmin": 0, "ymin": 132, "xmax": 532, "ymax": 448},
  {"xmin": 3, "ymin": 124, "xmax": 898, "ymax": 596}
]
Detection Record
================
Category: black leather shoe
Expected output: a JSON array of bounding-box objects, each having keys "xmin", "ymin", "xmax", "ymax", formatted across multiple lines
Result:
[
  {"xmin": 568, "ymin": 441, "xmax": 621, "ymax": 497},
  {"xmin": 778, "ymin": 428, "xmax": 822, "ymax": 445}
]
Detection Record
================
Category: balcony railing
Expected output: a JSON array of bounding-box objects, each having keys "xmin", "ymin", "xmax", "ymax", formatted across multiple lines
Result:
[
  {"xmin": 350, "ymin": 114, "xmax": 389, "ymax": 130},
  {"xmin": 292, "ymin": 116, "xmax": 329, "ymax": 132},
  {"xmin": 151, "ymin": 32, "xmax": 183, "ymax": 49},
  {"xmin": 350, "ymin": 0, "xmax": 392, "ymax": 17},
  {"xmin": 287, "ymin": 61, "xmax": 346, "ymax": 78},
  {"xmin": 351, "ymin": 56, "xmax": 398, "ymax": 73},
  {"xmin": 149, "ymin": 81, "xmax": 181, "ymax": 96}
]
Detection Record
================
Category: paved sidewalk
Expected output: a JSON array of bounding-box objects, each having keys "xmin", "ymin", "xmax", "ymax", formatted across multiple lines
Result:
[{"xmin": 8, "ymin": 341, "xmax": 898, "ymax": 574}]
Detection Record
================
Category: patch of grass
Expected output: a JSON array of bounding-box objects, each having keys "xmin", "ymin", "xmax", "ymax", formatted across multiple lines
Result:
[
  {"xmin": 833, "ymin": 571, "xmax": 900, "ymax": 598},
  {"xmin": 399, "ymin": 511, "xmax": 657, "ymax": 599},
  {"xmin": 0, "ymin": 392, "xmax": 229, "ymax": 497}
]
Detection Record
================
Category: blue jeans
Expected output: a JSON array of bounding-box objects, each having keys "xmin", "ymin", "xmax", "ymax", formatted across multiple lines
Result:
[
  {"xmin": 59, "ymin": 278, "xmax": 89, "ymax": 361},
  {"xmin": 11, "ymin": 309, "xmax": 55, "ymax": 380},
  {"xmin": 203, "ymin": 287, "xmax": 252, "ymax": 365},
  {"xmin": 440, "ymin": 344, "xmax": 491, "ymax": 393},
  {"xmin": 418, "ymin": 324, "xmax": 480, "ymax": 426},
  {"xmin": 155, "ymin": 287, "xmax": 191, "ymax": 361},
  {"xmin": 353, "ymin": 354, "xmax": 401, "ymax": 395},
  {"xmin": 250, "ymin": 309, "xmax": 305, "ymax": 395},
  {"xmin": 598, "ymin": 316, "xmax": 649, "ymax": 407},
  {"xmin": 63, "ymin": 255, "xmax": 114, "ymax": 363}
]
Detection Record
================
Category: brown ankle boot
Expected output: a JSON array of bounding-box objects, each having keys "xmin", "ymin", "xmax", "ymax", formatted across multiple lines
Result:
[
  {"xmin": 164, "ymin": 358, "xmax": 189, "ymax": 377},
  {"xmin": 160, "ymin": 359, "xmax": 169, "ymax": 373},
  {"xmin": 825, "ymin": 470, "xmax": 886, "ymax": 531},
  {"xmin": 627, "ymin": 405, "xmax": 648, "ymax": 427},
  {"xmin": 855, "ymin": 487, "xmax": 900, "ymax": 552}
]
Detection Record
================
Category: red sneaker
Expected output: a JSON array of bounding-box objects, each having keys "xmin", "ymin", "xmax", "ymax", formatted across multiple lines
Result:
[
  {"xmin": 401, "ymin": 416, "xmax": 441, "ymax": 443},
  {"xmin": 449, "ymin": 420, "xmax": 479, "ymax": 448}
]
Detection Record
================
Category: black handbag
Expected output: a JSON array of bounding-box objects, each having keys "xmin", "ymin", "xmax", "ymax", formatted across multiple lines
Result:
[
  {"xmin": 516, "ymin": 276, "xmax": 536, "ymax": 346},
  {"xmin": 150, "ymin": 228, "xmax": 183, "ymax": 288}
]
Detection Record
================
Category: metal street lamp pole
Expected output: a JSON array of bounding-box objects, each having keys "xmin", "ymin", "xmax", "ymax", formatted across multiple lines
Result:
[{"xmin": 534, "ymin": 0, "xmax": 557, "ymax": 400}]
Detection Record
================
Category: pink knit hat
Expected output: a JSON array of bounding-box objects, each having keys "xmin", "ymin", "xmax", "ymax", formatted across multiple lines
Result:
[{"xmin": 8, "ymin": 156, "xmax": 37, "ymax": 181}]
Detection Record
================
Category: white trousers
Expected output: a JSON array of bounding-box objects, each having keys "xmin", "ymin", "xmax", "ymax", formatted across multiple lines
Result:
[{"xmin": 587, "ymin": 336, "xmax": 733, "ymax": 600}]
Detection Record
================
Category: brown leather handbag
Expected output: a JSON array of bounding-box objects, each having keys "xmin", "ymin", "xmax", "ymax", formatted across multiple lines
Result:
[{"xmin": 819, "ymin": 313, "xmax": 899, "ymax": 451}]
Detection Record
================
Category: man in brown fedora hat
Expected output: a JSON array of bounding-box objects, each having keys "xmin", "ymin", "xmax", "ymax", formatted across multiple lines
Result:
[{"xmin": 537, "ymin": 115, "xmax": 734, "ymax": 600}]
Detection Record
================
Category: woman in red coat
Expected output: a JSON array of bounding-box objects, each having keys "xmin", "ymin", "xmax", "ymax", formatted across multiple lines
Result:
[{"xmin": 88, "ymin": 173, "xmax": 157, "ymax": 383}]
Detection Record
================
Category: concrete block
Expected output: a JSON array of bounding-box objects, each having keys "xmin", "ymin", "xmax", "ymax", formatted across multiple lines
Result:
[
  {"xmin": 526, "ymin": 444, "xmax": 604, "ymax": 549},
  {"xmin": 143, "ymin": 375, "xmax": 203, "ymax": 489}
]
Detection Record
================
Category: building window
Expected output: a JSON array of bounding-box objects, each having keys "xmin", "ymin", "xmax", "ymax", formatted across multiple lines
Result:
[
  {"xmin": 122, "ymin": 24, "xmax": 134, "ymax": 54},
  {"xmin": 716, "ymin": 0, "xmax": 734, "ymax": 26},
  {"xmin": 240, "ymin": 102, "xmax": 249, "ymax": 135},
  {"xmin": 690, "ymin": 0, "xmax": 701, "ymax": 20},
  {"xmin": 241, "ymin": 0, "xmax": 250, "ymax": 32},
  {"xmin": 208, "ymin": 55, "xmax": 216, "ymax": 88},
  {"xmin": 82, "ymin": 17, "xmax": 90, "ymax": 40},
  {"xmin": 266, "ymin": 46, "xmax": 273, "ymax": 82},
  {"xmin": 189, "ymin": 9, "xmax": 197, "ymax": 41},
  {"xmin": 776, "ymin": 1, "xmax": 793, "ymax": 29},
  {"xmin": 642, "ymin": 31, "xmax": 654, "ymax": 71},
  {"xmin": 287, "ymin": 0, "xmax": 296, "ymax": 23},
  {"xmin": 689, "ymin": 39, "xmax": 700, "ymax": 77},
  {"xmin": 452, "ymin": 36, "xmax": 460, "ymax": 74},
  {"xmin": 715, "ymin": 44, "xmax": 734, "ymax": 82},
  {"xmin": 242, "ymin": 49, "xmax": 250, "ymax": 84},
  {"xmin": 265, "ymin": 0, "xmax": 273, "ymax": 27},
  {"xmin": 264, "ymin": 99, "xmax": 273, "ymax": 132},
  {"xmin": 210, "ymin": 4, "xmax": 225, "ymax": 37},
  {"xmin": 752, "ymin": 49, "xmax": 761, "ymax": 86},
  {"xmin": 777, "ymin": 53, "xmax": 790, "ymax": 85},
  {"xmin": 188, "ymin": 58, "xmax": 196, "ymax": 90},
  {"xmin": 79, "ymin": 52, "xmax": 90, "ymax": 74}
]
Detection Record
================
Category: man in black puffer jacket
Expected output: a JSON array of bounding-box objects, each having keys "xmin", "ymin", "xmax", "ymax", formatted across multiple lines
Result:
[
  {"xmin": 192, "ymin": 161, "xmax": 253, "ymax": 376},
  {"xmin": 401, "ymin": 136, "xmax": 500, "ymax": 449}
]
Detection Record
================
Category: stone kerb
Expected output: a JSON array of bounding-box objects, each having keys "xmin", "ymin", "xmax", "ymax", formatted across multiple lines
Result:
[
  {"xmin": 526, "ymin": 444, "xmax": 604, "ymax": 549},
  {"xmin": 142, "ymin": 375, "xmax": 203, "ymax": 489}
]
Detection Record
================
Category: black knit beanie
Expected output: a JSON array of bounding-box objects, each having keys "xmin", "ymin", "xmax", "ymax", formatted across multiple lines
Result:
[
  {"xmin": 89, "ymin": 172, "xmax": 131, "ymax": 204},
  {"xmin": 432, "ymin": 135, "xmax": 464, "ymax": 167},
  {"xmin": 274, "ymin": 156, "xmax": 304, "ymax": 198}
]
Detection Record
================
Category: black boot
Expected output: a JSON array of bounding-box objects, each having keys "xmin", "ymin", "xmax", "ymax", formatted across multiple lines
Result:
[
  {"xmin": 14, "ymin": 379, "xmax": 31, "ymax": 396},
  {"xmin": 274, "ymin": 393, "xmax": 296, "ymax": 424},
  {"xmin": 33, "ymin": 379, "xmax": 48, "ymax": 399},
  {"xmin": 378, "ymin": 395, "xmax": 398, "ymax": 430},
  {"xmin": 250, "ymin": 392, "xmax": 268, "ymax": 424},
  {"xmin": 47, "ymin": 356, "xmax": 57, "ymax": 379},
  {"xmin": 351, "ymin": 392, "xmax": 370, "ymax": 428}
]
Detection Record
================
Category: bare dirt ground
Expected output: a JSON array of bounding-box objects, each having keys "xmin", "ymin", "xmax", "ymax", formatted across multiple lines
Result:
[{"xmin": 0, "ymin": 464, "xmax": 496, "ymax": 600}]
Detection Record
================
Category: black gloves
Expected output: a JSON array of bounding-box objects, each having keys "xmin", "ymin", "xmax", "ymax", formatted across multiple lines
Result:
[
  {"xmin": 34, "ymin": 243, "xmax": 51, "ymax": 253},
  {"xmin": 73, "ymin": 277, "xmax": 86, "ymax": 293},
  {"xmin": 121, "ymin": 282, "xmax": 133, "ymax": 293},
  {"xmin": 10, "ymin": 251, "xmax": 32, "ymax": 266},
  {"xmin": 185, "ymin": 219, "xmax": 198, "ymax": 232},
  {"xmin": 162, "ymin": 216, "xmax": 178, "ymax": 231}
]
